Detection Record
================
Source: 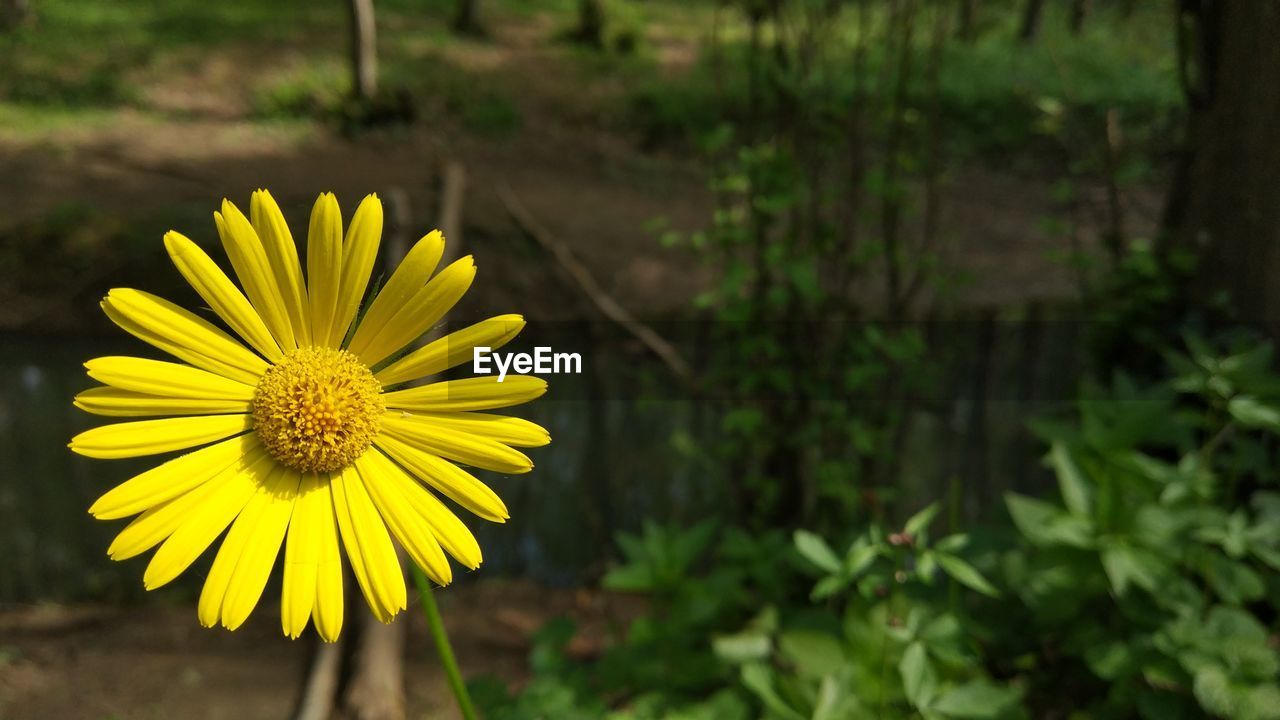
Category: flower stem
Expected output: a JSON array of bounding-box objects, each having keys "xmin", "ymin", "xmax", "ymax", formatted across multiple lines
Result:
[{"xmin": 411, "ymin": 565, "xmax": 479, "ymax": 720}]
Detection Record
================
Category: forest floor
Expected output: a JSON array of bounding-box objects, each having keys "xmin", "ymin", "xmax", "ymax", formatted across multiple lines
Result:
[
  {"xmin": 0, "ymin": 580, "xmax": 642, "ymax": 720},
  {"xmin": 0, "ymin": 1, "xmax": 1172, "ymax": 334}
]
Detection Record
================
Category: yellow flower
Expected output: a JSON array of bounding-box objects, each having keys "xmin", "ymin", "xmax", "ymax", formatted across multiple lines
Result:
[{"xmin": 70, "ymin": 190, "xmax": 549, "ymax": 641}]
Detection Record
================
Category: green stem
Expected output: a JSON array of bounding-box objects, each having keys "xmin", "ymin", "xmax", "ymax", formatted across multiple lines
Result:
[{"xmin": 411, "ymin": 565, "xmax": 479, "ymax": 720}]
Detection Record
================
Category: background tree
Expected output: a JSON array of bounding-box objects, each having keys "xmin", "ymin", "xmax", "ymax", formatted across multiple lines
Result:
[
  {"xmin": 1163, "ymin": 1, "xmax": 1280, "ymax": 332},
  {"xmin": 957, "ymin": 0, "xmax": 978, "ymax": 43},
  {"xmin": 348, "ymin": 0, "xmax": 377, "ymax": 100},
  {"xmin": 1019, "ymin": 0, "xmax": 1045, "ymax": 43},
  {"xmin": 453, "ymin": 0, "xmax": 483, "ymax": 36},
  {"xmin": 1069, "ymin": 0, "xmax": 1090, "ymax": 34},
  {"xmin": 570, "ymin": 0, "xmax": 606, "ymax": 48},
  {"xmin": 0, "ymin": 0, "xmax": 31, "ymax": 31}
]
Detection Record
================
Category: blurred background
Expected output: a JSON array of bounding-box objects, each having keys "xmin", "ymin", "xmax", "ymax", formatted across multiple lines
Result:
[{"xmin": 2, "ymin": 1, "xmax": 1279, "ymax": 719}]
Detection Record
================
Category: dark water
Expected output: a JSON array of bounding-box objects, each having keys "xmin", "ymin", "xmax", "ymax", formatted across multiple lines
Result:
[
  {"xmin": 0, "ymin": 329, "xmax": 712, "ymax": 603},
  {"xmin": 0, "ymin": 315, "xmax": 1081, "ymax": 603}
]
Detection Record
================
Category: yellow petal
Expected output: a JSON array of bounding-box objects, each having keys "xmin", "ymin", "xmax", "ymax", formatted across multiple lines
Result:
[
  {"xmin": 329, "ymin": 194, "xmax": 382, "ymax": 347},
  {"xmin": 164, "ymin": 231, "xmax": 283, "ymax": 362},
  {"xmin": 347, "ymin": 230, "xmax": 445, "ymax": 361},
  {"xmin": 357, "ymin": 451, "xmax": 452, "ymax": 586},
  {"xmin": 374, "ymin": 434, "xmax": 508, "ymax": 522},
  {"xmin": 374, "ymin": 314, "xmax": 525, "ymax": 387},
  {"xmin": 307, "ymin": 193, "xmax": 343, "ymax": 348},
  {"xmin": 198, "ymin": 473, "xmax": 270, "ymax": 628},
  {"xmin": 390, "ymin": 411, "xmax": 549, "ymax": 448},
  {"xmin": 84, "ymin": 356, "xmax": 255, "ymax": 400},
  {"xmin": 102, "ymin": 289, "xmax": 267, "ymax": 384},
  {"xmin": 330, "ymin": 464, "xmax": 406, "ymax": 623},
  {"xmin": 215, "ymin": 200, "xmax": 298, "ymax": 350},
  {"xmin": 89, "ymin": 434, "xmax": 259, "ymax": 519},
  {"xmin": 75, "ymin": 387, "xmax": 250, "ymax": 418},
  {"xmin": 142, "ymin": 449, "xmax": 273, "ymax": 589},
  {"xmin": 101, "ymin": 301, "xmax": 258, "ymax": 386},
  {"xmin": 106, "ymin": 454, "xmax": 253, "ymax": 561},
  {"xmin": 382, "ymin": 375, "xmax": 547, "ymax": 412},
  {"xmin": 379, "ymin": 462, "xmax": 483, "ymax": 569},
  {"xmin": 220, "ymin": 468, "xmax": 300, "ymax": 631},
  {"xmin": 70, "ymin": 414, "xmax": 252, "ymax": 459},
  {"xmin": 108, "ymin": 493, "xmax": 206, "ymax": 561},
  {"xmin": 381, "ymin": 413, "xmax": 532, "ymax": 474},
  {"xmin": 282, "ymin": 473, "xmax": 325, "ymax": 639},
  {"xmin": 312, "ymin": 477, "xmax": 345, "ymax": 642},
  {"xmin": 348, "ymin": 256, "xmax": 475, "ymax": 367},
  {"xmin": 250, "ymin": 189, "xmax": 312, "ymax": 347}
]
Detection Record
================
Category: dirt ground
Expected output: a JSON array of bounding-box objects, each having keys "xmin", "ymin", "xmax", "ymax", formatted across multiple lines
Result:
[
  {"xmin": 0, "ymin": 579, "xmax": 638, "ymax": 720},
  {"xmin": 0, "ymin": 12, "xmax": 1164, "ymax": 334}
]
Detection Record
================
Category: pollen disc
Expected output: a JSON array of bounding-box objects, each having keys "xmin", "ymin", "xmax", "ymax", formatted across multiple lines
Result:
[{"xmin": 252, "ymin": 347, "xmax": 383, "ymax": 473}]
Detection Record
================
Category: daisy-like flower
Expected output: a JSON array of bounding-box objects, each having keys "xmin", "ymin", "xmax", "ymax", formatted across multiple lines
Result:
[{"xmin": 70, "ymin": 190, "xmax": 548, "ymax": 641}]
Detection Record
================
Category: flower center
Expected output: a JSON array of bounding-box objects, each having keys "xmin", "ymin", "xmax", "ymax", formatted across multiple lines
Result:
[{"xmin": 252, "ymin": 347, "xmax": 384, "ymax": 473}]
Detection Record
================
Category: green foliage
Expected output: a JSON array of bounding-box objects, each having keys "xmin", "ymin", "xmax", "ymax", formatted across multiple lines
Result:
[
  {"xmin": 475, "ymin": 524, "xmax": 797, "ymax": 719},
  {"xmin": 488, "ymin": 337, "xmax": 1280, "ymax": 720},
  {"xmin": 716, "ymin": 516, "xmax": 1019, "ymax": 720},
  {"xmin": 602, "ymin": 521, "xmax": 718, "ymax": 597},
  {"xmin": 996, "ymin": 338, "xmax": 1280, "ymax": 719},
  {"xmin": 627, "ymin": 5, "xmax": 1180, "ymax": 161},
  {"xmin": 652, "ymin": 0, "xmax": 948, "ymax": 532}
]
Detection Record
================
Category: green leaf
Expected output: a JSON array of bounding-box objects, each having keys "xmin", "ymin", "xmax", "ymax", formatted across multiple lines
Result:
[
  {"xmin": 1100, "ymin": 543, "xmax": 1165, "ymax": 595},
  {"xmin": 1085, "ymin": 640, "xmax": 1135, "ymax": 680},
  {"xmin": 811, "ymin": 575, "xmax": 848, "ymax": 601},
  {"xmin": 935, "ymin": 553, "xmax": 1000, "ymax": 598},
  {"xmin": 916, "ymin": 551, "xmax": 938, "ymax": 583},
  {"xmin": 1227, "ymin": 395, "xmax": 1280, "ymax": 431},
  {"xmin": 1006, "ymin": 493, "xmax": 1094, "ymax": 548},
  {"xmin": 601, "ymin": 565, "xmax": 655, "ymax": 592},
  {"xmin": 1242, "ymin": 684, "xmax": 1280, "ymax": 720},
  {"xmin": 899, "ymin": 642, "xmax": 938, "ymax": 708},
  {"xmin": 920, "ymin": 614, "xmax": 962, "ymax": 646},
  {"xmin": 1049, "ymin": 441, "xmax": 1092, "ymax": 516},
  {"xmin": 934, "ymin": 534, "xmax": 969, "ymax": 554},
  {"xmin": 713, "ymin": 632, "xmax": 771, "ymax": 664},
  {"xmin": 1192, "ymin": 666, "xmax": 1234, "ymax": 718},
  {"xmin": 930, "ymin": 680, "xmax": 1020, "ymax": 719},
  {"xmin": 812, "ymin": 675, "xmax": 858, "ymax": 720},
  {"xmin": 844, "ymin": 539, "xmax": 880, "ymax": 575},
  {"xmin": 904, "ymin": 502, "xmax": 941, "ymax": 537},
  {"xmin": 740, "ymin": 663, "xmax": 806, "ymax": 720},
  {"xmin": 1203, "ymin": 553, "xmax": 1265, "ymax": 604},
  {"xmin": 794, "ymin": 530, "xmax": 841, "ymax": 574},
  {"xmin": 778, "ymin": 631, "xmax": 845, "ymax": 678}
]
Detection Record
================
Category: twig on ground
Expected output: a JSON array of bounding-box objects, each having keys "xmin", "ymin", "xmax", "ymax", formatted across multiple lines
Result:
[{"xmin": 496, "ymin": 181, "xmax": 697, "ymax": 392}]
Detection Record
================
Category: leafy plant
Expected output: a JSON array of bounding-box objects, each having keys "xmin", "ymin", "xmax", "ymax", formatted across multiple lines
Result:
[
  {"xmin": 712, "ymin": 510, "xmax": 1021, "ymax": 720},
  {"xmin": 997, "ymin": 338, "xmax": 1280, "ymax": 719}
]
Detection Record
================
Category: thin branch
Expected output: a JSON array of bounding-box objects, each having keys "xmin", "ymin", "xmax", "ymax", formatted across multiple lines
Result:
[{"xmin": 496, "ymin": 182, "xmax": 697, "ymax": 392}]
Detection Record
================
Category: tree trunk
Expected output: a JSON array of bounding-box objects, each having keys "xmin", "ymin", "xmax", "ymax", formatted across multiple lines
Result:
[
  {"xmin": 572, "ymin": 0, "xmax": 606, "ymax": 48},
  {"xmin": 1018, "ymin": 0, "xmax": 1045, "ymax": 43},
  {"xmin": 453, "ymin": 0, "xmax": 483, "ymax": 36},
  {"xmin": 1069, "ymin": 0, "xmax": 1090, "ymax": 34},
  {"xmin": 294, "ymin": 639, "xmax": 343, "ymax": 720},
  {"xmin": 1163, "ymin": 2, "xmax": 1280, "ymax": 333},
  {"xmin": 957, "ymin": 0, "xmax": 978, "ymax": 43},
  {"xmin": 342, "ymin": 614, "xmax": 407, "ymax": 720},
  {"xmin": 348, "ymin": 0, "xmax": 377, "ymax": 101},
  {"xmin": 0, "ymin": 0, "xmax": 32, "ymax": 31}
]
